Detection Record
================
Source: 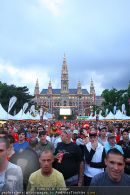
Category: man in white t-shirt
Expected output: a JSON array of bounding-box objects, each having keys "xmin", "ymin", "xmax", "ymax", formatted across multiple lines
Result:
[{"xmin": 0, "ymin": 136, "xmax": 23, "ymax": 194}]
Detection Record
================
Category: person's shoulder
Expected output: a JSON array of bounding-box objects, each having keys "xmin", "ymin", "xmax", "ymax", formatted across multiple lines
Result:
[
  {"xmin": 123, "ymin": 173, "xmax": 130, "ymax": 180},
  {"xmin": 8, "ymin": 162, "xmax": 22, "ymax": 173},
  {"xmin": 57, "ymin": 142, "xmax": 64, "ymax": 147},
  {"xmin": 24, "ymin": 141, "xmax": 29, "ymax": 145},
  {"xmin": 93, "ymin": 172, "xmax": 105, "ymax": 179},
  {"xmin": 117, "ymin": 140, "xmax": 123, "ymax": 144},
  {"xmin": 97, "ymin": 142, "xmax": 104, "ymax": 148},
  {"xmin": 52, "ymin": 168, "xmax": 64, "ymax": 178},
  {"xmin": 13, "ymin": 142, "xmax": 19, "ymax": 146},
  {"xmin": 90, "ymin": 172, "xmax": 105, "ymax": 186},
  {"xmin": 29, "ymin": 169, "xmax": 41, "ymax": 178}
]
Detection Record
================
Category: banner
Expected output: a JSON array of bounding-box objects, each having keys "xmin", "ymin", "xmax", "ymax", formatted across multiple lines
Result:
[
  {"xmin": 23, "ymin": 102, "xmax": 28, "ymax": 113},
  {"xmin": 8, "ymin": 96, "xmax": 17, "ymax": 113}
]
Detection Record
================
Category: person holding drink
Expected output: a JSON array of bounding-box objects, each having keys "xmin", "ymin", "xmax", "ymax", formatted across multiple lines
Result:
[{"xmin": 53, "ymin": 127, "xmax": 84, "ymax": 186}]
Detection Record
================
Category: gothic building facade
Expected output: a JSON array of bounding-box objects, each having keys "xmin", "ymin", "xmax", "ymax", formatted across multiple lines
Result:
[{"xmin": 34, "ymin": 55, "xmax": 97, "ymax": 117}]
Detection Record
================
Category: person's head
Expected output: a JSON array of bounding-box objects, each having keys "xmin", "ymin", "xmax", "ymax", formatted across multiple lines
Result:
[
  {"xmin": 105, "ymin": 148, "xmax": 125, "ymax": 182},
  {"xmin": 7, "ymin": 134, "xmax": 15, "ymax": 156},
  {"xmin": 72, "ymin": 130, "xmax": 79, "ymax": 140},
  {"xmin": 39, "ymin": 150, "xmax": 54, "ymax": 175},
  {"xmin": 107, "ymin": 133, "xmax": 116, "ymax": 146},
  {"xmin": 39, "ymin": 130, "xmax": 47, "ymax": 144},
  {"xmin": 0, "ymin": 137, "xmax": 10, "ymax": 165},
  {"xmin": 18, "ymin": 129, "xmax": 26, "ymax": 142},
  {"xmin": 89, "ymin": 129, "xmax": 98, "ymax": 143},
  {"xmin": 99, "ymin": 126, "xmax": 107, "ymax": 137},
  {"xmin": 0, "ymin": 130, "xmax": 8, "ymax": 138},
  {"xmin": 30, "ymin": 128, "xmax": 38, "ymax": 140},
  {"xmin": 37, "ymin": 125, "xmax": 45, "ymax": 134},
  {"xmin": 79, "ymin": 128, "xmax": 87, "ymax": 139},
  {"xmin": 61, "ymin": 128, "xmax": 72, "ymax": 144},
  {"xmin": 122, "ymin": 129, "xmax": 129, "ymax": 141}
]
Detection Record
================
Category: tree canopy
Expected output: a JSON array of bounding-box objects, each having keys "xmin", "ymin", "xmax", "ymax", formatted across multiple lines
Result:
[
  {"xmin": 0, "ymin": 81, "xmax": 34, "ymax": 115},
  {"xmin": 101, "ymin": 82, "xmax": 130, "ymax": 116}
]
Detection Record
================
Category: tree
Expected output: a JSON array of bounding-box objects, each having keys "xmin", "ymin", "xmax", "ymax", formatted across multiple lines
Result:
[
  {"xmin": 0, "ymin": 81, "xmax": 33, "ymax": 115},
  {"xmin": 101, "ymin": 83, "xmax": 130, "ymax": 116}
]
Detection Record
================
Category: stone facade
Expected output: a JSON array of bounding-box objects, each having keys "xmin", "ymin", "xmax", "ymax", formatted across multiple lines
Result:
[{"xmin": 34, "ymin": 55, "xmax": 98, "ymax": 117}]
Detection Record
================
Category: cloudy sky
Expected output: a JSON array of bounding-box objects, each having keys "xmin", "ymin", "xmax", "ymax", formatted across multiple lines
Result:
[{"xmin": 0, "ymin": 0, "xmax": 130, "ymax": 95}]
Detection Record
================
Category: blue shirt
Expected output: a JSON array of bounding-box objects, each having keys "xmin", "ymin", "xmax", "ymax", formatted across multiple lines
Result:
[{"xmin": 13, "ymin": 141, "xmax": 29, "ymax": 152}]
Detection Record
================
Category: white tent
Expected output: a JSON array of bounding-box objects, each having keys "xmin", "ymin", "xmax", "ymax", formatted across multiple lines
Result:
[
  {"xmin": 105, "ymin": 111, "xmax": 115, "ymax": 120},
  {"xmin": 13, "ymin": 109, "xmax": 23, "ymax": 120},
  {"xmin": 114, "ymin": 110, "xmax": 130, "ymax": 120},
  {"xmin": 0, "ymin": 104, "xmax": 14, "ymax": 120},
  {"xmin": 114, "ymin": 110, "xmax": 124, "ymax": 120},
  {"xmin": 44, "ymin": 112, "xmax": 53, "ymax": 120},
  {"xmin": 98, "ymin": 114, "xmax": 105, "ymax": 120}
]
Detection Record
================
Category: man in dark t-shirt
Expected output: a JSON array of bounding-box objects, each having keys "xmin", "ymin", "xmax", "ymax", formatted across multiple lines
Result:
[
  {"xmin": 118, "ymin": 129, "xmax": 130, "ymax": 174},
  {"xmin": 53, "ymin": 128, "xmax": 84, "ymax": 186},
  {"xmin": 89, "ymin": 148, "xmax": 130, "ymax": 195}
]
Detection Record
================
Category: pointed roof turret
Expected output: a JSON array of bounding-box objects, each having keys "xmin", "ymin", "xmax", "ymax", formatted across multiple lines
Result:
[
  {"xmin": 47, "ymin": 80, "xmax": 52, "ymax": 94},
  {"xmin": 48, "ymin": 80, "xmax": 52, "ymax": 88},
  {"xmin": 62, "ymin": 54, "xmax": 68, "ymax": 74},
  {"xmin": 77, "ymin": 81, "xmax": 82, "ymax": 94},
  {"xmin": 36, "ymin": 78, "xmax": 39, "ymax": 87},
  {"xmin": 77, "ymin": 81, "xmax": 81, "ymax": 88},
  {"xmin": 90, "ymin": 78, "xmax": 95, "ymax": 94},
  {"xmin": 34, "ymin": 78, "xmax": 39, "ymax": 95}
]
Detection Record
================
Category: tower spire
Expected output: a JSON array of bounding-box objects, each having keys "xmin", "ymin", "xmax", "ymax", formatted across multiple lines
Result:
[
  {"xmin": 61, "ymin": 54, "xmax": 69, "ymax": 93},
  {"xmin": 48, "ymin": 80, "xmax": 52, "ymax": 94},
  {"xmin": 34, "ymin": 78, "xmax": 39, "ymax": 95},
  {"xmin": 77, "ymin": 81, "xmax": 82, "ymax": 94}
]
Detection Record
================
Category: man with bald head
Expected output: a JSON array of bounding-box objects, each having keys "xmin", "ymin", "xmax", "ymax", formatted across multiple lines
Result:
[{"xmin": 27, "ymin": 149, "xmax": 66, "ymax": 192}]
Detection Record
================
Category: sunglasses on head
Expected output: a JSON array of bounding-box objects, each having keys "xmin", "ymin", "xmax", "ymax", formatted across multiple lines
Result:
[
  {"xmin": 0, "ymin": 149, "xmax": 4, "ymax": 152},
  {"xmin": 89, "ymin": 133, "xmax": 97, "ymax": 137}
]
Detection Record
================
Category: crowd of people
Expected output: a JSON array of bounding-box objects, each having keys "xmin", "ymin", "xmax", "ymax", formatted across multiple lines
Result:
[{"xmin": 0, "ymin": 119, "xmax": 130, "ymax": 194}]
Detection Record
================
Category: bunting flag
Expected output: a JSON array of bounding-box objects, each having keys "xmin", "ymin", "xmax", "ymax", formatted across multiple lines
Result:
[
  {"xmin": 23, "ymin": 102, "xmax": 28, "ymax": 113},
  {"xmin": 8, "ymin": 96, "xmax": 17, "ymax": 113}
]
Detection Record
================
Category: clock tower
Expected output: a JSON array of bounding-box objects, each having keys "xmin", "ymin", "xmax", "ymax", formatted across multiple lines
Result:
[{"xmin": 61, "ymin": 54, "xmax": 69, "ymax": 106}]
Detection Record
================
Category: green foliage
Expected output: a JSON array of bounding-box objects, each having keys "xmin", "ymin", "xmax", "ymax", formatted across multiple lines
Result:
[
  {"xmin": 0, "ymin": 81, "xmax": 34, "ymax": 115},
  {"xmin": 101, "ymin": 83, "xmax": 130, "ymax": 116}
]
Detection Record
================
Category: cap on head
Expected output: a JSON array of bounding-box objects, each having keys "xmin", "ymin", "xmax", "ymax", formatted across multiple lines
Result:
[
  {"xmin": 73, "ymin": 130, "xmax": 78, "ymax": 134},
  {"xmin": 63, "ymin": 129, "xmax": 72, "ymax": 135},
  {"xmin": 99, "ymin": 125, "xmax": 107, "ymax": 131},
  {"xmin": 107, "ymin": 133, "xmax": 115, "ymax": 139}
]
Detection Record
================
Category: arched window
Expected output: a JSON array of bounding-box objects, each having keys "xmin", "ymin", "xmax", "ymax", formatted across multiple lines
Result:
[{"xmin": 64, "ymin": 101, "xmax": 67, "ymax": 106}]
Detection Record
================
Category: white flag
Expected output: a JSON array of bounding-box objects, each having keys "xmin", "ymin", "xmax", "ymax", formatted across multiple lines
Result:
[
  {"xmin": 99, "ymin": 110, "xmax": 102, "ymax": 115},
  {"xmin": 30, "ymin": 105, "xmax": 35, "ymax": 115},
  {"xmin": 105, "ymin": 108, "xmax": 109, "ymax": 116},
  {"xmin": 23, "ymin": 102, "xmax": 28, "ymax": 113},
  {"xmin": 8, "ymin": 96, "xmax": 17, "ymax": 113},
  {"xmin": 113, "ymin": 106, "xmax": 116, "ymax": 114},
  {"xmin": 122, "ymin": 104, "xmax": 125, "ymax": 113},
  {"xmin": 40, "ymin": 108, "xmax": 43, "ymax": 117}
]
